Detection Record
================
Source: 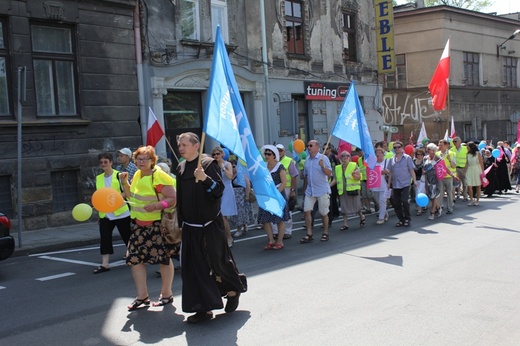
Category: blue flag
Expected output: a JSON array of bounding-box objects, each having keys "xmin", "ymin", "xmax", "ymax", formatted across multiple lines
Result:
[
  {"xmin": 331, "ymin": 81, "xmax": 376, "ymax": 169},
  {"xmin": 234, "ymin": 160, "xmax": 248, "ymax": 188},
  {"xmin": 203, "ymin": 27, "xmax": 246, "ymax": 160},
  {"xmin": 205, "ymin": 27, "xmax": 285, "ymax": 217}
]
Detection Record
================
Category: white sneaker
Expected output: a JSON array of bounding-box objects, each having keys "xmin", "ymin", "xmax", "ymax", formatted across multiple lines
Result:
[
  {"xmin": 376, "ymin": 219, "xmax": 385, "ymax": 225},
  {"xmin": 437, "ymin": 207, "xmax": 442, "ymax": 217},
  {"xmin": 428, "ymin": 213, "xmax": 434, "ymax": 220}
]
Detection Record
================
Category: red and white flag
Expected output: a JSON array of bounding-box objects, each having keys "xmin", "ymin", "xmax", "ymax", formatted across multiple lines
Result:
[
  {"xmin": 450, "ymin": 116, "xmax": 456, "ymax": 138},
  {"xmin": 428, "ymin": 39, "xmax": 450, "ymax": 111},
  {"xmin": 146, "ymin": 107, "xmax": 164, "ymax": 147}
]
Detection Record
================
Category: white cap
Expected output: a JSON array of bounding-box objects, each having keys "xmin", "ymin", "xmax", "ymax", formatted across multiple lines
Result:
[
  {"xmin": 262, "ymin": 144, "xmax": 280, "ymax": 162},
  {"xmin": 275, "ymin": 144, "xmax": 285, "ymax": 150},
  {"xmin": 119, "ymin": 148, "xmax": 132, "ymax": 157}
]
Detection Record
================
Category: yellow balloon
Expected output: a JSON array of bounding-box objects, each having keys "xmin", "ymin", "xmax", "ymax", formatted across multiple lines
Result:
[
  {"xmin": 92, "ymin": 187, "xmax": 125, "ymax": 213},
  {"xmin": 72, "ymin": 203, "xmax": 93, "ymax": 222},
  {"xmin": 388, "ymin": 141, "xmax": 394, "ymax": 151}
]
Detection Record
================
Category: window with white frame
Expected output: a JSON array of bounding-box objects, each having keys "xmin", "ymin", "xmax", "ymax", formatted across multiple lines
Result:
[
  {"xmin": 463, "ymin": 52, "xmax": 479, "ymax": 86},
  {"xmin": 503, "ymin": 57, "xmax": 517, "ymax": 88},
  {"xmin": 181, "ymin": 0, "xmax": 200, "ymax": 40},
  {"xmin": 31, "ymin": 24, "xmax": 77, "ymax": 116},
  {"xmin": 0, "ymin": 19, "xmax": 9, "ymax": 116},
  {"xmin": 211, "ymin": 0, "xmax": 228, "ymax": 43},
  {"xmin": 342, "ymin": 12, "xmax": 356, "ymax": 62},
  {"xmin": 385, "ymin": 54, "xmax": 406, "ymax": 89},
  {"xmin": 285, "ymin": 0, "xmax": 305, "ymax": 55}
]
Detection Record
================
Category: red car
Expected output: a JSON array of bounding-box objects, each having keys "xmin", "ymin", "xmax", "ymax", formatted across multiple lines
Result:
[{"xmin": 0, "ymin": 213, "xmax": 14, "ymax": 260}]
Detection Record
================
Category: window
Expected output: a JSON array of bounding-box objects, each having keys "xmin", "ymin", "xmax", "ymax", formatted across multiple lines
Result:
[
  {"xmin": 342, "ymin": 12, "xmax": 357, "ymax": 62},
  {"xmin": 285, "ymin": 0, "xmax": 304, "ymax": 55},
  {"xmin": 181, "ymin": 0, "xmax": 200, "ymax": 40},
  {"xmin": 31, "ymin": 24, "xmax": 77, "ymax": 116},
  {"xmin": 0, "ymin": 20, "xmax": 10, "ymax": 116},
  {"xmin": 463, "ymin": 52, "xmax": 479, "ymax": 86},
  {"xmin": 163, "ymin": 91, "xmax": 202, "ymax": 129},
  {"xmin": 503, "ymin": 57, "xmax": 517, "ymax": 88},
  {"xmin": 51, "ymin": 170, "xmax": 80, "ymax": 212},
  {"xmin": 385, "ymin": 54, "xmax": 406, "ymax": 89},
  {"xmin": 211, "ymin": 0, "xmax": 228, "ymax": 43}
]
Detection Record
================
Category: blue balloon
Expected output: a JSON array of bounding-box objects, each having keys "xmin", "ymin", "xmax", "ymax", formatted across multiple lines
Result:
[
  {"xmin": 222, "ymin": 148, "xmax": 230, "ymax": 160},
  {"xmin": 415, "ymin": 193, "xmax": 429, "ymax": 207},
  {"xmin": 492, "ymin": 149, "xmax": 500, "ymax": 158},
  {"xmin": 478, "ymin": 142, "xmax": 486, "ymax": 150}
]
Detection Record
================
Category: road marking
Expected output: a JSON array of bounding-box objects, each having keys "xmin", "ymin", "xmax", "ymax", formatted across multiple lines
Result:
[
  {"xmin": 29, "ymin": 243, "xmax": 125, "ymax": 257},
  {"xmin": 37, "ymin": 255, "xmax": 126, "ymax": 267},
  {"xmin": 36, "ymin": 272, "xmax": 76, "ymax": 281}
]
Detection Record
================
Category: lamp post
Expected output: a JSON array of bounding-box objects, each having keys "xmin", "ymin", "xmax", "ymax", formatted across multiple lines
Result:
[{"xmin": 497, "ymin": 29, "xmax": 520, "ymax": 57}]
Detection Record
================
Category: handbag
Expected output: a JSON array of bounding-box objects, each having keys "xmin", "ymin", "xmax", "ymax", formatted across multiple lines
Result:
[
  {"xmin": 346, "ymin": 189, "xmax": 359, "ymax": 196},
  {"xmin": 153, "ymin": 170, "xmax": 182, "ymax": 245},
  {"xmin": 288, "ymin": 195, "xmax": 297, "ymax": 211}
]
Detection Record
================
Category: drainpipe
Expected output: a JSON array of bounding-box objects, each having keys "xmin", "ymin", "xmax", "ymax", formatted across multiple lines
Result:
[
  {"xmin": 134, "ymin": 1, "xmax": 147, "ymax": 144},
  {"xmin": 260, "ymin": 0, "xmax": 272, "ymax": 144}
]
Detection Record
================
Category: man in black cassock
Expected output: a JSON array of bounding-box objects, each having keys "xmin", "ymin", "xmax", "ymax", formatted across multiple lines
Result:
[{"xmin": 176, "ymin": 132, "xmax": 247, "ymax": 324}]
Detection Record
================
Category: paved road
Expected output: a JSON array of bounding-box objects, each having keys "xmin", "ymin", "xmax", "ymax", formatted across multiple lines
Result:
[{"xmin": 1, "ymin": 194, "xmax": 520, "ymax": 345}]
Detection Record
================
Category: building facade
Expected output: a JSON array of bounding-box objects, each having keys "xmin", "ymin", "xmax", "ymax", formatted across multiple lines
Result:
[
  {"xmin": 0, "ymin": 0, "xmax": 141, "ymax": 231},
  {"xmin": 384, "ymin": 4, "xmax": 520, "ymax": 143},
  {"xmin": 142, "ymin": 0, "xmax": 384, "ymax": 161}
]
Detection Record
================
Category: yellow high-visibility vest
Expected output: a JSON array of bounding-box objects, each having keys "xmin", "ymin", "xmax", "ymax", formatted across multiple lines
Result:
[
  {"xmin": 130, "ymin": 169, "xmax": 175, "ymax": 221},
  {"xmin": 335, "ymin": 162, "xmax": 360, "ymax": 195}
]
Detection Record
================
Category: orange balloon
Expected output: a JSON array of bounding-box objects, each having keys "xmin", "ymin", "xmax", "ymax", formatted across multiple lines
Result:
[
  {"xmin": 92, "ymin": 187, "xmax": 125, "ymax": 213},
  {"xmin": 293, "ymin": 139, "xmax": 305, "ymax": 154}
]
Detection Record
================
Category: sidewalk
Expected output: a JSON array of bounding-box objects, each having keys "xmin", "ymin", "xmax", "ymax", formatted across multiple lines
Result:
[{"xmin": 11, "ymin": 221, "xmax": 101, "ymax": 257}]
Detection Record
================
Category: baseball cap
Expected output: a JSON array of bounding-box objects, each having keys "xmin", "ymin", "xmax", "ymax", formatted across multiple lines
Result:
[
  {"xmin": 275, "ymin": 144, "xmax": 285, "ymax": 150},
  {"xmin": 119, "ymin": 148, "xmax": 132, "ymax": 157}
]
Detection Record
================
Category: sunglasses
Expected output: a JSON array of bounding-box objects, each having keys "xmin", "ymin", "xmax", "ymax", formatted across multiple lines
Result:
[
  {"xmin": 340, "ymin": 154, "xmax": 351, "ymax": 158},
  {"xmin": 212, "ymin": 152, "xmax": 221, "ymax": 156},
  {"xmin": 136, "ymin": 158, "xmax": 151, "ymax": 162},
  {"xmin": 99, "ymin": 160, "xmax": 110, "ymax": 164},
  {"xmin": 264, "ymin": 152, "xmax": 274, "ymax": 156},
  {"xmin": 307, "ymin": 144, "xmax": 314, "ymax": 147},
  {"xmin": 393, "ymin": 146, "xmax": 402, "ymax": 149}
]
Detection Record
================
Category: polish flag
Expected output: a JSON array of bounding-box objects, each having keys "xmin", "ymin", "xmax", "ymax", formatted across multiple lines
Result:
[
  {"xmin": 428, "ymin": 39, "xmax": 450, "ymax": 111},
  {"xmin": 146, "ymin": 107, "xmax": 164, "ymax": 147},
  {"xmin": 450, "ymin": 116, "xmax": 456, "ymax": 138}
]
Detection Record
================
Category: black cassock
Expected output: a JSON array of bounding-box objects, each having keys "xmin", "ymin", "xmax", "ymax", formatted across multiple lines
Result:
[{"xmin": 177, "ymin": 155, "xmax": 247, "ymax": 313}]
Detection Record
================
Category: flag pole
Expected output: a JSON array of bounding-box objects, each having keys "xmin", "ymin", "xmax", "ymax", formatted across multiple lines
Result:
[
  {"xmin": 198, "ymin": 132, "xmax": 206, "ymax": 166},
  {"xmin": 323, "ymin": 134, "xmax": 332, "ymax": 152},
  {"xmin": 164, "ymin": 137, "xmax": 180, "ymax": 163}
]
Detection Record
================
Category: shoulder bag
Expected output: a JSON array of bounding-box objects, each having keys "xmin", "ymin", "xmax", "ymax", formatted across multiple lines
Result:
[{"xmin": 153, "ymin": 170, "xmax": 182, "ymax": 245}]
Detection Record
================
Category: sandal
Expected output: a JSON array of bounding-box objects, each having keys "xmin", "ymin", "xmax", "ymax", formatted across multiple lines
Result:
[
  {"xmin": 395, "ymin": 221, "xmax": 404, "ymax": 227},
  {"xmin": 416, "ymin": 210, "xmax": 422, "ymax": 216},
  {"xmin": 152, "ymin": 295, "xmax": 173, "ymax": 307},
  {"xmin": 360, "ymin": 217, "xmax": 366, "ymax": 226},
  {"xmin": 340, "ymin": 225, "xmax": 349, "ymax": 231},
  {"xmin": 128, "ymin": 297, "xmax": 150, "ymax": 311},
  {"xmin": 300, "ymin": 234, "xmax": 314, "ymax": 243},
  {"xmin": 93, "ymin": 265, "xmax": 110, "ymax": 274},
  {"xmin": 272, "ymin": 243, "xmax": 284, "ymax": 250},
  {"xmin": 320, "ymin": 233, "xmax": 329, "ymax": 242},
  {"xmin": 403, "ymin": 220, "xmax": 410, "ymax": 227},
  {"xmin": 264, "ymin": 243, "xmax": 275, "ymax": 251}
]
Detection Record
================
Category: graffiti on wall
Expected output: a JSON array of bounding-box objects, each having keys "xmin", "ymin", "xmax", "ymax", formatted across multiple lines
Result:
[
  {"xmin": 382, "ymin": 92, "xmax": 438, "ymax": 125},
  {"xmin": 21, "ymin": 136, "xmax": 66, "ymax": 155}
]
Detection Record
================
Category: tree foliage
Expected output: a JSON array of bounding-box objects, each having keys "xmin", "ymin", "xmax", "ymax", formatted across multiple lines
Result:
[{"xmin": 423, "ymin": 0, "xmax": 492, "ymax": 11}]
